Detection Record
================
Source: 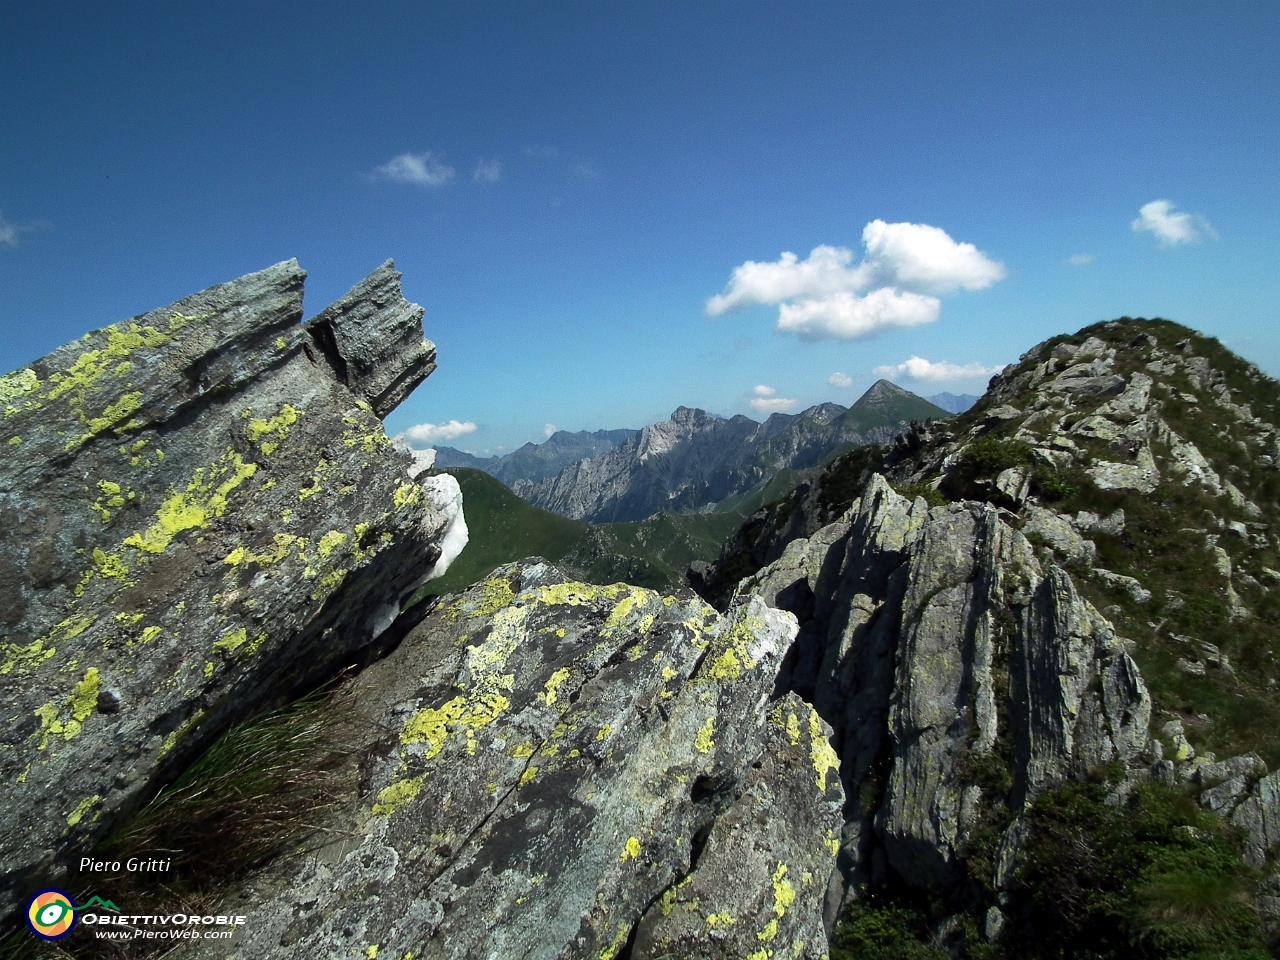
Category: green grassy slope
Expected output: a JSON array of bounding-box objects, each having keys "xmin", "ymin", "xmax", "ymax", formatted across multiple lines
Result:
[
  {"xmin": 416, "ymin": 468, "xmax": 745, "ymax": 598},
  {"xmin": 415, "ymin": 468, "xmax": 588, "ymax": 598}
]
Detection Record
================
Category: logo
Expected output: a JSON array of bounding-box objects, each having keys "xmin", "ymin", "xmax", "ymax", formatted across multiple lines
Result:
[{"xmin": 26, "ymin": 889, "xmax": 77, "ymax": 940}]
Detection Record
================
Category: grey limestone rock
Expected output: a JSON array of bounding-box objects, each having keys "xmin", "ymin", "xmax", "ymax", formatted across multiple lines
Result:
[
  {"xmin": 1022, "ymin": 505, "xmax": 1096, "ymax": 566},
  {"xmin": 1233, "ymin": 771, "xmax": 1280, "ymax": 866},
  {"xmin": 0, "ymin": 261, "xmax": 452, "ymax": 925},
  {"xmin": 186, "ymin": 561, "xmax": 843, "ymax": 960},
  {"xmin": 733, "ymin": 473, "xmax": 1153, "ymax": 900},
  {"xmin": 1086, "ymin": 445, "xmax": 1161, "ymax": 493}
]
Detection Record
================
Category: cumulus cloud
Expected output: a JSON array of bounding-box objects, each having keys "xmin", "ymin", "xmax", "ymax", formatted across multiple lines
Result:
[
  {"xmin": 750, "ymin": 396, "xmax": 799, "ymax": 414},
  {"xmin": 1066, "ymin": 253, "xmax": 1095, "ymax": 266},
  {"xmin": 752, "ymin": 385, "xmax": 777, "ymax": 397},
  {"xmin": 828, "ymin": 372, "xmax": 853, "ymax": 388},
  {"xmin": 473, "ymin": 158, "xmax": 502, "ymax": 182},
  {"xmin": 544, "ymin": 423, "xmax": 556, "ymax": 438},
  {"xmin": 402, "ymin": 420, "xmax": 477, "ymax": 447},
  {"xmin": 706, "ymin": 220, "xmax": 1004, "ymax": 342},
  {"xmin": 777, "ymin": 288, "xmax": 940, "ymax": 341},
  {"xmin": 872, "ymin": 356, "xmax": 1006, "ymax": 382},
  {"xmin": 372, "ymin": 151, "xmax": 456, "ymax": 187},
  {"xmin": 1131, "ymin": 200, "xmax": 1216, "ymax": 247}
]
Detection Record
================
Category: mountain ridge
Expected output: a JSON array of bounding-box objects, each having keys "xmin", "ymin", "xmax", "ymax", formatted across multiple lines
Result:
[{"xmin": 513, "ymin": 380, "xmax": 950, "ymax": 523}]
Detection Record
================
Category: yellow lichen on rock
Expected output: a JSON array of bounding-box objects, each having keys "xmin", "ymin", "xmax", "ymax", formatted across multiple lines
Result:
[
  {"xmin": 598, "ymin": 922, "xmax": 630, "ymax": 960},
  {"xmin": 807, "ymin": 708, "xmax": 839, "ymax": 791},
  {"xmin": 539, "ymin": 667, "xmax": 571, "ymax": 707},
  {"xmin": 34, "ymin": 667, "xmax": 101, "ymax": 749},
  {"xmin": 1, "ymin": 637, "xmax": 57, "ymax": 676},
  {"xmin": 372, "ymin": 775, "xmax": 425, "ymax": 817},
  {"xmin": 123, "ymin": 451, "xmax": 258, "ymax": 555},
  {"xmin": 619, "ymin": 836, "xmax": 641, "ymax": 862},
  {"xmin": 694, "ymin": 716, "xmax": 715, "ymax": 754},
  {"xmin": 245, "ymin": 403, "xmax": 298, "ymax": 455},
  {"xmin": 66, "ymin": 794, "xmax": 101, "ymax": 827},
  {"xmin": 771, "ymin": 862, "xmax": 795, "ymax": 918},
  {"xmin": 0, "ymin": 367, "xmax": 41, "ymax": 416}
]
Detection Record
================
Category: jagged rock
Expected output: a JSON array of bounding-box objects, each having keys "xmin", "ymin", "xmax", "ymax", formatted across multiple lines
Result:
[
  {"xmin": 1023, "ymin": 505, "xmax": 1096, "ymax": 566},
  {"xmin": 1071, "ymin": 415, "xmax": 1126, "ymax": 443},
  {"xmin": 1197, "ymin": 752, "xmax": 1266, "ymax": 785},
  {"xmin": 1163, "ymin": 429, "xmax": 1223, "ymax": 493},
  {"xmin": 985, "ymin": 404, "xmax": 1022, "ymax": 422},
  {"xmin": 727, "ymin": 474, "xmax": 1151, "ymax": 901},
  {"xmin": 0, "ymin": 261, "xmax": 455, "ymax": 925},
  {"xmin": 1046, "ymin": 361, "xmax": 1126, "ymax": 397},
  {"xmin": 1161, "ymin": 720, "xmax": 1196, "ymax": 762},
  {"xmin": 1096, "ymin": 373, "xmax": 1152, "ymax": 419},
  {"xmin": 189, "ymin": 562, "xmax": 843, "ymax": 960},
  {"xmin": 1232, "ymin": 772, "xmax": 1280, "ymax": 866},
  {"xmin": 1201, "ymin": 776, "xmax": 1250, "ymax": 816},
  {"xmin": 1086, "ymin": 445, "xmax": 1160, "ymax": 493},
  {"xmin": 1075, "ymin": 508, "xmax": 1125, "ymax": 536},
  {"xmin": 995, "ymin": 465, "xmax": 1031, "ymax": 503},
  {"xmin": 1091, "ymin": 568, "xmax": 1152, "ymax": 604},
  {"xmin": 302, "ymin": 260, "xmax": 437, "ymax": 418}
]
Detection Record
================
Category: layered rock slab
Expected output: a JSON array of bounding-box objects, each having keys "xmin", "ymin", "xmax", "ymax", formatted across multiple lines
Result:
[
  {"xmin": 186, "ymin": 561, "xmax": 843, "ymax": 960},
  {"xmin": 0, "ymin": 260, "xmax": 452, "ymax": 924}
]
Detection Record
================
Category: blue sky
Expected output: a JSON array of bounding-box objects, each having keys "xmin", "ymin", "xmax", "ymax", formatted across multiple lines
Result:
[{"xmin": 2, "ymin": 2, "xmax": 1277, "ymax": 455}]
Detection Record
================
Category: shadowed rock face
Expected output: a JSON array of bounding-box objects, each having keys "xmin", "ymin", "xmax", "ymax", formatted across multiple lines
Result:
[
  {"xmin": 186, "ymin": 561, "xmax": 844, "ymax": 960},
  {"xmin": 0, "ymin": 260, "xmax": 454, "ymax": 925}
]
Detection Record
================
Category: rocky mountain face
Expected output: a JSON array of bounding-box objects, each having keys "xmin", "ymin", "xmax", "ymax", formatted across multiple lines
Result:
[
  {"xmin": 694, "ymin": 318, "xmax": 1280, "ymax": 954},
  {"xmin": 433, "ymin": 428, "xmax": 638, "ymax": 486},
  {"xmin": 515, "ymin": 382, "xmax": 949, "ymax": 524},
  {"xmin": 0, "ymin": 262, "xmax": 462, "ymax": 929}
]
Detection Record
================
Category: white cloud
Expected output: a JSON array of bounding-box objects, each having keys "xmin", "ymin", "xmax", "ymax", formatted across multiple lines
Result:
[
  {"xmin": 402, "ymin": 420, "xmax": 477, "ymax": 447},
  {"xmin": 0, "ymin": 210, "xmax": 17, "ymax": 247},
  {"xmin": 750, "ymin": 396, "xmax": 799, "ymax": 414},
  {"xmin": 828, "ymin": 372, "xmax": 853, "ymax": 388},
  {"xmin": 752, "ymin": 384, "xmax": 777, "ymax": 397},
  {"xmin": 543, "ymin": 423, "xmax": 556, "ymax": 438},
  {"xmin": 706, "ymin": 245, "xmax": 872, "ymax": 316},
  {"xmin": 777, "ymin": 288, "xmax": 940, "ymax": 341},
  {"xmin": 872, "ymin": 356, "xmax": 1007, "ymax": 382},
  {"xmin": 1066, "ymin": 253, "xmax": 1095, "ymax": 266},
  {"xmin": 860, "ymin": 220, "xmax": 1007, "ymax": 293},
  {"xmin": 706, "ymin": 220, "xmax": 1004, "ymax": 342},
  {"xmin": 372, "ymin": 151, "xmax": 456, "ymax": 187},
  {"xmin": 1131, "ymin": 199, "xmax": 1216, "ymax": 247},
  {"xmin": 473, "ymin": 158, "xmax": 502, "ymax": 182}
]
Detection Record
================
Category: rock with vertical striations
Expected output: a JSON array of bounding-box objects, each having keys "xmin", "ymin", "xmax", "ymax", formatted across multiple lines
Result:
[{"xmin": 0, "ymin": 260, "xmax": 457, "ymax": 927}]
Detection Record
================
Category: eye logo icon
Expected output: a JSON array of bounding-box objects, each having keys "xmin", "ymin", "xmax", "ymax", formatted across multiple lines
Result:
[{"xmin": 26, "ymin": 889, "xmax": 77, "ymax": 940}]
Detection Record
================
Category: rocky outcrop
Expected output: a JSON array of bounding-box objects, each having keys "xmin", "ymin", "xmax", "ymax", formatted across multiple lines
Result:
[
  {"xmin": 0, "ymin": 261, "xmax": 458, "ymax": 926},
  {"xmin": 517, "ymin": 382, "xmax": 950, "ymax": 523},
  {"xmin": 187, "ymin": 561, "xmax": 843, "ymax": 960},
  {"xmin": 688, "ymin": 317, "xmax": 1280, "ymax": 945},
  {"xmin": 721, "ymin": 475, "xmax": 1153, "ymax": 922}
]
